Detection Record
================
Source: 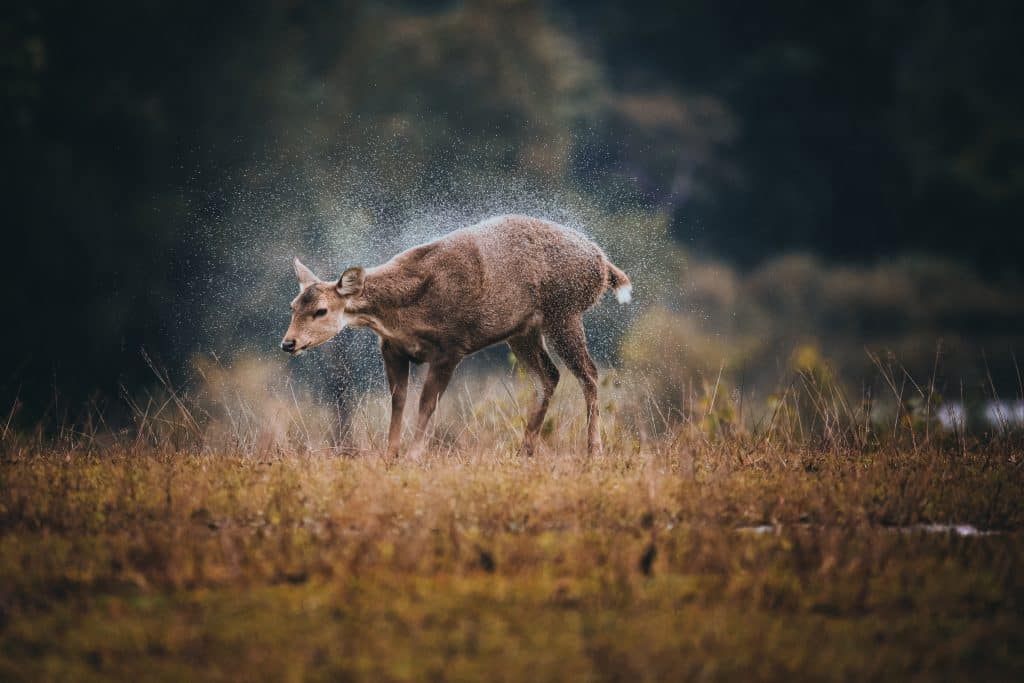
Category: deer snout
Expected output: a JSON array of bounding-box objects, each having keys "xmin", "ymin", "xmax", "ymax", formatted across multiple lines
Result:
[{"xmin": 281, "ymin": 338, "xmax": 297, "ymax": 353}]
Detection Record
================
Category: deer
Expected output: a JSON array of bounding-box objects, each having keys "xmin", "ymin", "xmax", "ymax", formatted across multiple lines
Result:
[{"xmin": 280, "ymin": 214, "xmax": 632, "ymax": 460}]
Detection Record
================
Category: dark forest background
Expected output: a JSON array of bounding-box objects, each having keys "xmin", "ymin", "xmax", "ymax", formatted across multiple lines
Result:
[{"xmin": 2, "ymin": 0, "xmax": 1023, "ymax": 425}]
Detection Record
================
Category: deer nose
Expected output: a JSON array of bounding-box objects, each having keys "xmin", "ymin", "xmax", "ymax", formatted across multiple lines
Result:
[{"xmin": 281, "ymin": 339, "xmax": 296, "ymax": 352}]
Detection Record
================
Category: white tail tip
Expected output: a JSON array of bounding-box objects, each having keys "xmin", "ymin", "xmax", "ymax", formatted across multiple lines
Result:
[{"xmin": 615, "ymin": 284, "xmax": 633, "ymax": 304}]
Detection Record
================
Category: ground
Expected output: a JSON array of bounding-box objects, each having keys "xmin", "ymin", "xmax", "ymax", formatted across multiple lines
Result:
[{"xmin": 1, "ymin": 378, "xmax": 1022, "ymax": 681}]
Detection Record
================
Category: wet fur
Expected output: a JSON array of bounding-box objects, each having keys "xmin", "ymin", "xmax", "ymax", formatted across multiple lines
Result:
[{"xmin": 284, "ymin": 214, "xmax": 631, "ymax": 459}]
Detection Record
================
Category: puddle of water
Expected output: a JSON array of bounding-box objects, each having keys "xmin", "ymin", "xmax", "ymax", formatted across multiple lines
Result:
[
  {"xmin": 897, "ymin": 523, "xmax": 999, "ymax": 537},
  {"xmin": 937, "ymin": 400, "xmax": 1024, "ymax": 430},
  {"xmin": 734, "ymin": 523, "xmax": 1002, "ymax": 536}
]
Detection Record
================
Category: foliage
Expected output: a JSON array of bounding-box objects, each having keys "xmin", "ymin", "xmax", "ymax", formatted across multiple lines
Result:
[
  {"xmin": 621, "ymin": 252, "xmax": 1024, "ymax": 405},
  {"xmin": 6, "ymin": 0, "xmax": 1024, "ymax": 421}
]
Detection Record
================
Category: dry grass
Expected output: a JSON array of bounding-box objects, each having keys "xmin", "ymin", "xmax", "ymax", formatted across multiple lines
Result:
[{"xmin": 1, "ymin": 361, "xmax": 1022, "ymax": 681}]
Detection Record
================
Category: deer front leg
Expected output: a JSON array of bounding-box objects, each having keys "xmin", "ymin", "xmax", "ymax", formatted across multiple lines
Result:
[
  {"xmin": 382, "ymin": 341, "xmax": 409, "ymax": 459},
  {"xmin": 406, "ymin": 356, "xmax": 460, "ymax": 461}
]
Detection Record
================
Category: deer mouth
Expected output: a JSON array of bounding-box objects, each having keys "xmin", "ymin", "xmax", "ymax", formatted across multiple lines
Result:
[{"xmin": 288, "ymin": 335, "xmax": 336, "ymax": 356}]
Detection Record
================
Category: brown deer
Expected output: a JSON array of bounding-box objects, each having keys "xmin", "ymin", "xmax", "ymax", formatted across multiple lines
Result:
[{"xmin": 281, "ymin": 214, "xmax": 631, "ymax": 460}]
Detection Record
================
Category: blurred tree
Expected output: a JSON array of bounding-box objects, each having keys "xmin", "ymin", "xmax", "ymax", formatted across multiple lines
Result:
[
  {"xmin": 1, "ymin": 0, "xmax": 1022, "ymax": 423},
  {"xmin": 565, "ymin": 0, "xmax": 1024, "ymax": 268}
]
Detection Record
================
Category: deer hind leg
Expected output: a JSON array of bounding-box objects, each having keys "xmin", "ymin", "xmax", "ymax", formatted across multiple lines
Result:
[
  {"xmin": 546, "ymin": 316, "xmax": 603, "ymax": 456},
  {"xmin": 406, "ymin": 356, "xmax": 460, "ymax": 462},
  {"xmin": 508, "ymin": 329, "xmax": 560, "ymax": 456}
]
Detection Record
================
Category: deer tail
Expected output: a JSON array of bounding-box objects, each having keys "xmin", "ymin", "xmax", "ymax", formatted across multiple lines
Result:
[{"xmin": 605, "ymin": 260, "xmax": 632, "ymax": 304}]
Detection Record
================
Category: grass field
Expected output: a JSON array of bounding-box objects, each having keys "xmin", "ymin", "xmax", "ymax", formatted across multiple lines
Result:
[{"xmin": 1, "ymin": 366, "xmax": 1022, "ymax": 681}]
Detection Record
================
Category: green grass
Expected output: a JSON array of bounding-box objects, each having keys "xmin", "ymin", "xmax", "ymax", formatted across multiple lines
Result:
[{"xmin": 1, "ymin": 368, "xmax": 1022, "ymax": 681}]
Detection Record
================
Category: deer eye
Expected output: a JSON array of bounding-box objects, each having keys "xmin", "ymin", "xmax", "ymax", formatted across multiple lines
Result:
[{"xmin": 313, "ymin": 308, "xmax": 328, "ymax": 318}]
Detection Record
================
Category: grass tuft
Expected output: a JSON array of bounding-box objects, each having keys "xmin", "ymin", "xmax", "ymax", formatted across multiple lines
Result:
[{"xmin": 0, "ymin": 359, "xmax": 1022, "ymax": 681}]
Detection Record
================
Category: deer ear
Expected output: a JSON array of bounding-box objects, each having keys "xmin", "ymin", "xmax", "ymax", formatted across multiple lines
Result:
[
  {"xmin": 293, "ymin": 257, "xmax": 320, "ymax": 290},
  {"xmin": 337, "ymin": 267, "xmax": 365, "ymax": 297}
]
